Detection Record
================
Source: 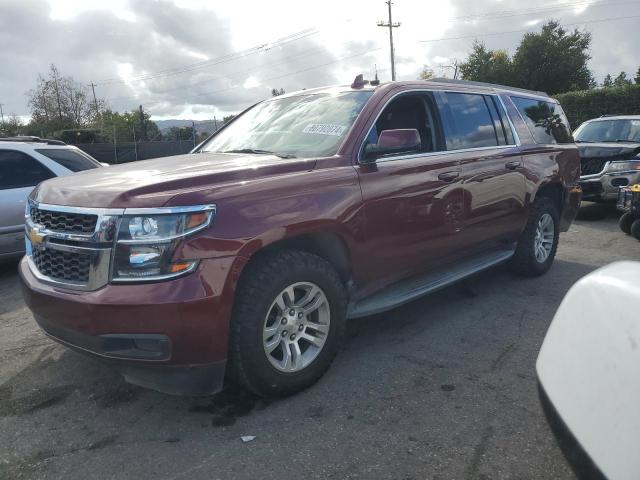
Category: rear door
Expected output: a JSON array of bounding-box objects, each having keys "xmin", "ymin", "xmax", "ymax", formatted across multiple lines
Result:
[
  {"xmin": 436, "ymin": 91, "xmax": 526, "ymax": 253},
  {"xmin": 0, "ymin": 150, "xmax": 54, "ymax": 256}
]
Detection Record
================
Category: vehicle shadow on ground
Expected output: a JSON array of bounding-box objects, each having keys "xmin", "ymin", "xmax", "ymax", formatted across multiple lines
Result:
[
  {"xmin": 576, "ymin": 201, "xmax": 620, "ymax": 222},
  {"xmin": 2, "ymin": 258, "xmax": 594, "ymax": 479}
]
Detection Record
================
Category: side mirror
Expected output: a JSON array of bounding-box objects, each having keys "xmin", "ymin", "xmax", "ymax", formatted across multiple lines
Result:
[{"xmin": 363, "ymin": 128, "xmax": 421, "ymax": 161}]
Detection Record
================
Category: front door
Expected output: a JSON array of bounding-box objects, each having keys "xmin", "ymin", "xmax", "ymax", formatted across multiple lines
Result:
[{"xmin": 354, "ymin": 91, "xmax": 466, "ymax": 297}]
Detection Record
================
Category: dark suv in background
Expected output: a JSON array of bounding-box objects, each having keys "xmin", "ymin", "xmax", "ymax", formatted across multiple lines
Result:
[
  {"xmin": 20, "ymin": 78, "xmax": 581, "ymax": 397},
  {"xmin": 574, "ymin": 115, "xmax": 640, "ymax": 201}
]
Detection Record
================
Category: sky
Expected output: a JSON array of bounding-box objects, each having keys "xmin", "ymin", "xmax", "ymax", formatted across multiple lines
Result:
[{"xmin": 0, "ymin": 0, "xmax": 638, "ymax": 121}]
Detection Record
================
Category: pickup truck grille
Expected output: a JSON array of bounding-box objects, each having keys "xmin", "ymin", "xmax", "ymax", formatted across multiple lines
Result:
[
  {"xmin": 580, "ymin": 158, "xmax": 608, "ymax": 176},
  {"xmin": 32, "ymin": 248, "xmax": 91, "ymax": 283},
  {"xmin": 30, "ymin": 206, "xmax": 98, "ymax": 234}
]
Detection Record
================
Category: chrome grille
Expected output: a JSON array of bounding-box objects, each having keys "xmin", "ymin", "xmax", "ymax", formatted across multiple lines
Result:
[
  {"xmin": 32, "ymin": 248, "xmax": 91, "ymax": 283},
  {"xmin": 580, "ymin": 158, "xmax": 608, "ymax": 176},
  {"xmin": 30, "ymin": 207, "xmax": 97, "ymax": 234}
]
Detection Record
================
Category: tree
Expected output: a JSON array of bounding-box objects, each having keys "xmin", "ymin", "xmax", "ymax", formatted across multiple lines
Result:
[
  {"xmin": 26, "ymin": 64, "xmax": 106, "ymax": 134},
  {"xmin": 271, "ymin": 88, "xmax": 285, "ymax": 97},
  {"xmin": 166, "ymin": 126, "xmax": 195, "ymax": 141},
  {"xmin": 0, "ymin": 114, "xmax": 24, "ymax": 136},
  {"xmin": 418, "ymin": 66, "xmax": 435, "ymax": 80},
  {"xmin": 635, "ymin": 67, "xmax": 640, "ymax": 85},
  {"xmin": 613, "ymin": 71, "xmax": 633, "ymax": 87},
  {"xmin": 222, "ymin": 114, "xmax": 236, "ymax": 124},
  {"xmin": 511, "ymin": 21, "xmax": 594, "ymax": 94},
  {"xmin": 602, "ymin": 74, "xmax": 613, "ymax": 87},
  {"xmin": 459, "ymin": 42, "xmax": 514, "ymax": 85},
  {"xmin": 100, "ymin": 109, "xmax": 161, "ymax": 142}
]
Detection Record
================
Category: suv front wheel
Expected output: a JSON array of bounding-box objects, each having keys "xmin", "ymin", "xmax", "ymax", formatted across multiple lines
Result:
[
  {"xmin": 510, "ymin": 197, "xmax": 560, "ymax": 277},
  {"xmin": 228, "ymin": 250, "xmax": 347, "ymax": 397}
]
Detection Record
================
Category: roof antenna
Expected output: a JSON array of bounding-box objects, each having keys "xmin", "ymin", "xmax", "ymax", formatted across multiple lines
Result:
[{"xmin": 351, "ymin": 74, "xmax": 367, "ymax": 89}]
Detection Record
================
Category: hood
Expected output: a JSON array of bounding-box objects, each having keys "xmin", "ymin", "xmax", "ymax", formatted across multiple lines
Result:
[
  {"xmin": 577, "ymin": 142, "xmax": 640, "ymax": 161},
  {"xmin": 33, "ymin": 152, "xmax": 317, "ymax": 208}
]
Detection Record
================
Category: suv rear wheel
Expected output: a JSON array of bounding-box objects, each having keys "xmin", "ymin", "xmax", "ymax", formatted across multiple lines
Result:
[
  {"xmin": 228, "ymin": 250, "xmax": 347, "ymax": 397},
  {"xmin": 510, "ymin": 197, "xmax": 560, "ymax": 277}
]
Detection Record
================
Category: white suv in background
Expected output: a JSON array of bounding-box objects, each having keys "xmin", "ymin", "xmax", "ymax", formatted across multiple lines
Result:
[{"xmin": 0, "ymin": 137, "xmax": 103, "ymax": 261}]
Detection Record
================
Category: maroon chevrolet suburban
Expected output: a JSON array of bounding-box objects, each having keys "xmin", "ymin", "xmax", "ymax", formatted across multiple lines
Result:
[{"xmin": 20, "ymin": 77, "xmax": 582, "ymax": 397}]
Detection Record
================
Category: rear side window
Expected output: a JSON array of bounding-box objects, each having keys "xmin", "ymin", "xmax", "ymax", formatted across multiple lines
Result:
[
  {"xmin": 0, "ymin": 150, "xmax": 54, "ymax": 190},
  {"xmin": 35, "ymin": 148, "xmax": 101, "ymax": 172},
  {"xmin": 511, "ymin": 97, "xmax": 572, "ymax": 144},
  {"xmin": 439, "ymin": 93, "xmax": 502, "ymax": 150}
]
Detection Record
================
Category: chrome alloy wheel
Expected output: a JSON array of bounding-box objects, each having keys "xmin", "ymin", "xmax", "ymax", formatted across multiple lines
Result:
[
  {"xmin": 262, "ymin": 282, "xmax": 330, "ymax": 372},
  {"xmin": 534, "ymin": 213, "xmax": 555, "ymax": 263}
]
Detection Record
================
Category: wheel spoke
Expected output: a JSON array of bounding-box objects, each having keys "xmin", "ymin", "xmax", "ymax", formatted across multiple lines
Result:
[
  {"xmin": 305, "ymin": 321, "xmax": 329, "ymax": 335},
  {"xmin": 283, "ymin": 286, "xmax": 296, "ymax": 307},
  {"xmin": 297, "ymin": 285, "xmax": 320, "ymax": 308},
  {"xmin": 300, "ymin": 331, "xmax": 323, "ymax": 348},
  {"xmin": 263, "ymin": 324, "xmax": 279, "ymax": 341},
  {"xmin": 290, "ymin": 342, "xmax": 302, "ymax": 370},
  {"xmin": 280, "ymin": 342, "xmax": 292, "ymax": 370},
  {"xmin": 265, "ymin": 335, "xmax": 282, "ymax": 354},
  {"xmin": 302, "ymin": 293, "xmax": 325, "ymax": 315}
]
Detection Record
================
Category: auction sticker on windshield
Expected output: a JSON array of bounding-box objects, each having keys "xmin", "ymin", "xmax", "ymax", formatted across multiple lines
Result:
[{"xmin": 302, "ymin": 124, "xmax": 347, "ymax": 136}]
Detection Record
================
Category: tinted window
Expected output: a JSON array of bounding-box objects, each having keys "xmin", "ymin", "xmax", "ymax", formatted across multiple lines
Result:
[
  {"xmin": 511, "ymin": 97, "xmax": 572, "ymax": 144},
  {"xmin": 35, "ymin": 148, "xmax": 101, "ymax": 172},
  {"xmin": 0, "ymin": 150, "xmax": 54, "ymax": 190},
  {"xmin": 441, "ymin": 93, "xmax": 500, "ymax": 150}
]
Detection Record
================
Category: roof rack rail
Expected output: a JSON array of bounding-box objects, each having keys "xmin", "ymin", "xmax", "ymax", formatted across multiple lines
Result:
[
  {"xmin": 0, "ymin": 136, "xmax": 66, "ymax": 146},
  {"xmin": 599, "ymin": 114, "xmax": 624, "ymax": 118},
  {"xmin": 427, "ymin": 78, "xmax": 548, "ymax": 97}
]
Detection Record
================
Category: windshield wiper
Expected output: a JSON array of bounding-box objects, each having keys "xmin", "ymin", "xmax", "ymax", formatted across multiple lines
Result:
[{"xmin": 223, "ymin": 148, "xmax": 296, "ymax": 159}]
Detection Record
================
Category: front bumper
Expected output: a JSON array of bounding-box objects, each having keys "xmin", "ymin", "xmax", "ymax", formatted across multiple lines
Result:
[
  {"xmin": 579, "ymin": 171, "xmax": 640, "ymax": 201},
  {"xmin": 20, "ymin": 255, "xmax": 243, "ymax": 396}
]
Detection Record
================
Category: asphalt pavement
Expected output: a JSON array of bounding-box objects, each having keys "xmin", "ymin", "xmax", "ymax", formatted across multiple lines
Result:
[{"xmin": 1, "ymin": 202, "xmax": 637, "ymax": 480}]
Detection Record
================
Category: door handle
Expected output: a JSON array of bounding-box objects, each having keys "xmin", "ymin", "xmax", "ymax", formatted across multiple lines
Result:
[
  {"xmin": 505, "ymin": 160, "xmax": 521, "ymax": 170},
  {"xmin": 438, "ymin": 171, "xmax": 460, "ymax": 182}
]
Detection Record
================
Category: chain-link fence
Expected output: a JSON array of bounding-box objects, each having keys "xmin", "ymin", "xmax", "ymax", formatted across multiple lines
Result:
[{"xmin": 75, "ymin": 140, "xmax": 196, "ymax": 163}]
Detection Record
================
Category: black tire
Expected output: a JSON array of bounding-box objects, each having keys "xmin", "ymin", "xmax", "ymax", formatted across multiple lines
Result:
[
  {"xmin": 631, "ymin": 220, "xmax": 640, "ymax": 241},
  {"xmin": 228, "ymin": 250, "xmax": 347, "ymax": 397},
  {"xmin": 510, "ymin": 197, "xmax": 560, "ymax": 277},
  {"xmin": 619, "ymin": 213, "xmax": 635, "ymax": 235}
]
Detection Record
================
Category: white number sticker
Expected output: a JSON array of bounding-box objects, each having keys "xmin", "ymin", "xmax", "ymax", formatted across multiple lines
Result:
[{"xmin": 302, "ymin": 123, "xmax": 347, "ymax": 136}]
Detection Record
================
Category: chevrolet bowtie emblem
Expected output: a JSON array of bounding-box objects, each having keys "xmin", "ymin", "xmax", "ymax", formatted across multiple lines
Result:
[{"xmin": 28, "ymin": 229, "xmax": 46, "ymax": 247}]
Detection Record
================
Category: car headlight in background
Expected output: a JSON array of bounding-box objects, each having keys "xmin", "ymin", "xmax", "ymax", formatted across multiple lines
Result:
[
  {"xmin": 606, "ymin": 160, "xmax": 640, "ymax": 173},
  {"xmin": 111, "ymin": 205, "xmax": 216, "ymax": 282}
]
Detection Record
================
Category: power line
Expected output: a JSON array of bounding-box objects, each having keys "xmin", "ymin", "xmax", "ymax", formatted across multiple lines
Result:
[
  {"xmin": 419, "ymin": 13, "xmax": 640, "ymax": 43},
  {"xmin": 95, "ymin": 28, "xmax": 320, "ymax": 86}
]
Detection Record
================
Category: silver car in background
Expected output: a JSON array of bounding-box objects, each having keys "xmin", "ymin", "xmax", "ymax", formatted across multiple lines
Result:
[{"xmin": 0, "ymin": 138, "xmax": 103, "ymax": 261}]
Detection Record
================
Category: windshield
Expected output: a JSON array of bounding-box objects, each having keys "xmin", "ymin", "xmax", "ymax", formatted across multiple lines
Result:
[
  {"xmin": 200, "ymin": 91, "xmax": 373, "ymax": 158},
  {"xmin": 574, "ymin": 119, "xmax": 640, "ymax": 143}
]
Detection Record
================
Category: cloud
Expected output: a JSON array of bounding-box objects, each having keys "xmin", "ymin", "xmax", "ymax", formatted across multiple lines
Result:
[{"xmin": 0, "ymin": 0, "xmax": 638, "ymax": 120}]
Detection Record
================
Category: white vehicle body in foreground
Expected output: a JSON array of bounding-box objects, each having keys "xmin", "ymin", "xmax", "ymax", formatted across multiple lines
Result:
[{"xmin": 537, "ymin": 261, "xmax": 640, "ymax": 480}]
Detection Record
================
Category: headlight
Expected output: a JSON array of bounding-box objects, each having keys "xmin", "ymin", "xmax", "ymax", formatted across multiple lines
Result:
[
  {"xmin": 111, "ymin": 205, "xmax": 215, "ymax": 282},
  {"xmin": 607, "ymin": 161, "xmax": 640, "ymax": 173}
]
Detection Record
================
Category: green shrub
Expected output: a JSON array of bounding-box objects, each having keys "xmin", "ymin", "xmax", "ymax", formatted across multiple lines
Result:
[{"xmin": 554, "ymin": 85, "xmax": 640, "ymax": 128}]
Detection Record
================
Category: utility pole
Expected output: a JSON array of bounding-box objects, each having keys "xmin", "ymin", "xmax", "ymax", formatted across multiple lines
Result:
[
  {"xmin": 0, "ymin": 103, "xmax": 4, "ymax": 127},
  {"xmin": 377, "ymin": 1, "xmax": 401, "ymax": 81},
  {"xmin": 443, "ymin": 59, "xmax": 459, "ymax": 79},
  {"xmin": 138, "ymin": 105, "xmax": 146, "ymax": 141},
  {"xmin": 51, "ymin": 66, "xmax": 63, "ymax": 121},
  {"xmin": 88, "ymin": 82, "xmax": 99, "ymax": 115},
  {"xmin": 213, "ymin": 116, "xmax": 218, "ymax": 132},
  {"xmin": 191, "ymin": 121, "xmax": 196, "ymax": 148}
]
